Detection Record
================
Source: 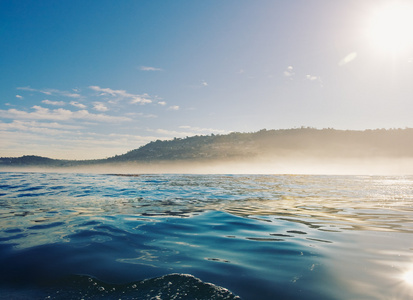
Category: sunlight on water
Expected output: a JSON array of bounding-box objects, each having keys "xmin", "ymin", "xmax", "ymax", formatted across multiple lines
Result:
[{"xmin": 1, "ymin": 172, "xmax": 413, "ymax": 299}]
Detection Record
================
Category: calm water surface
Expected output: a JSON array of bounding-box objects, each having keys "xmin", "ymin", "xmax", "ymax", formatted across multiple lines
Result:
[{"xmin": 1, "ymin": 172, "xmax": 413, "ymax": 299}]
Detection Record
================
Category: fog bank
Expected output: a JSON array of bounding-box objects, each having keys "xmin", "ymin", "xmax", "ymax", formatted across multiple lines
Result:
[{"xmin": 2, "ymin": 156, "xmax": 413, "ymax": 176}]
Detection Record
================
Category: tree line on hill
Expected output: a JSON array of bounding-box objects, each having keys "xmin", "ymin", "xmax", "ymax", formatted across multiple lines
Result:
[{"xmin": 1, "ymin": 127, "xmax": 413, "ymax": 167}]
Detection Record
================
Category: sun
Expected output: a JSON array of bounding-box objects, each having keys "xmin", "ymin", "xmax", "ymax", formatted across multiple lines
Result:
[
  {"xmin": 404, "ymin": 270, "xmax": 413, "ymax": 286},
  {"xmin": 366, "ymin": 2, "xmax": 413, "ymax": 55}
]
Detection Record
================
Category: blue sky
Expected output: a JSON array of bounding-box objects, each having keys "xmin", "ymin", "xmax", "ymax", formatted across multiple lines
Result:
[{"xmin": 1, "ymin": 0, "xmax": 413, "ymax": 159}]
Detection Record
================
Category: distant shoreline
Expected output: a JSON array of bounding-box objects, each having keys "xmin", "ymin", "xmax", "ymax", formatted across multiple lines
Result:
[{"xmin": 2, "ymin": 128, "xmax": 413, "ymax": 175}]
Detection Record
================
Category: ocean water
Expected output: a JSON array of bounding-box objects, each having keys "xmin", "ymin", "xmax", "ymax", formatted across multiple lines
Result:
[{"xmin": 1, "ymin": 172, "xmax": 413, "ymax": 299}]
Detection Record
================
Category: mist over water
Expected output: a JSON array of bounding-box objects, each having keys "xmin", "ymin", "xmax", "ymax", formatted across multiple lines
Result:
[
  {"xmin": 4, "ymin": 127, "xmax": 413, "ymax": 176},
  {"xmin": 1, "ymin": 172, "xmax": 413, "ymax": 299},
  {"xmin": 3, "ymin": 155, "xmax": 413, "ymax": 175}
]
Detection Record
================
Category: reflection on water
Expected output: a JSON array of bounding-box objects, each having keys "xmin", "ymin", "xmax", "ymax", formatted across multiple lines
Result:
[{"xmin": 0, "ymin": 172, "xmax": 413, "ymax": 299}]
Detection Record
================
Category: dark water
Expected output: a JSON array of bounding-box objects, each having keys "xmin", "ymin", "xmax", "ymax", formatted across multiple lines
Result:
[{"xmin": 1, "ymin": 172, "xmax": 413, "ymax": 299}]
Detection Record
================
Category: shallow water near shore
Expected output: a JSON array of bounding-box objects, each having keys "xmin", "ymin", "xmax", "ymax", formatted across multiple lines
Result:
[{"xmin": 1, "ymin": 172, "xmax": 413, "ymax": 299}]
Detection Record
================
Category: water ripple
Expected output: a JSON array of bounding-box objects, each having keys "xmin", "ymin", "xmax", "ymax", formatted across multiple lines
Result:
[{"xmin": 1, "ymin": 172, "xmax": 413, "ymax": 299}]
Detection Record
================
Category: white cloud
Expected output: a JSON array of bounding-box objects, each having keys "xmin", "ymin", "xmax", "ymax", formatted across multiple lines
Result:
[
  {"xmin": 130, "ymin": 94, "xmax": 152, "ymax": 104},
  {"xmin": 70, "ymin": 101, "xmax": 87, "ymax": 109},
  {"xmin": 71, "ymin": 110, "xmax": 130, "ymax": 122},
  {"xmin": 0, "ymin": 120, "xmax": 82, "ymax": 135},
  {"xmin": 139, "ymin": 66, "xmax": 163, "ymax": 71},
  {"xmin": 158, "ymin": 101, "xmax": 167, "ymax": 106},
  {"xmin": 93, "ymin": 102, "xmax": 109, "ymax": 112},
  {"xmin": 17, "ymin": 87, "xmax": 81, "ymax": 98},
  {"xmin": 42, "ymin": 99, "xmax": 66, "ymax": 106},
  {"xmin": 148, "ymin": 126, "xmax": 228, "ymax": 138},
  {"xmin": 16, "ymin": 95, "xmax": 23, "ymax": 99},
  {"xmin": 125, "ymin": 112, "xmax": 157, "ymax": 118},
  {"xmin": 338, "ymin": 52, "xmax": 357, "ymax": 66},
  {"xmin": 17, "ymin": 86, "xmax": 45, "ymax": 93},
  {"xmin": 144, "ymin": 114, "xmax": 157, "ymax": 118},
  {"xmin": 64, "ymin": 92, "xmax": 81, "ymax": 98},
  {"xmin": 148, "ymin": 128, "xmax": 190, "ymax": 137},
  {"xmin": 202, "ymin": 80, "xmax": 208, "ymax": 86},
  {"xmin": 305, "ymin": 74, "xmax": 324, "ymax": 87},
  {"xmin": 179, "ymin": 125, "xmax": 228, "ymax": 134},
  {"xmin": 0, "ymin": 106, "xmax": 130, "ymax": 122},
  {"xmin": 305, "ymin": 75, "xmax": 318, "ymax": 81},
  {"xmin": 89, "ymin": 85, "xmax": 130, "ymax": 97},
  {"xmin": 284, "ymin": 66, "xmax": 295, "ymax": 78},
  {"xmin": 168, "ymin": 105, "xmax": 180, "ymax": 111},
  {"xmin": 89, "ymin": 85, "xmax": 153, "ymax": 105},
  {"xmin": 0, "ymin": 125, "xmax": 158, "ymax": 159}
]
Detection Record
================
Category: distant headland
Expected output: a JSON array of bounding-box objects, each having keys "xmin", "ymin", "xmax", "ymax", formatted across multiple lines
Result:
[{"xmin": 1, "ymin": 128, "xmax": 413, "ymax": 175}]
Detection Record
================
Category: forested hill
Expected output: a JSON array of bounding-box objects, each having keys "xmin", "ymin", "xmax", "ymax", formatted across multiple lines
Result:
[
  {"xmin": 2, "ymin": 128, "xmax": 413, "ymax": 167},
  {"xmin": 110, "ymin": 127, "xmax": 413, "ymax": 162}
]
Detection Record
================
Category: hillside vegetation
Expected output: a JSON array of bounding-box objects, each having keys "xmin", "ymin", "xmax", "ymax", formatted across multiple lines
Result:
[
  {"xmin": 1, "ymin": 128, "xmax": 413, "ymax": 168},
  {"xmin": 110, "ymin": 127, "xmax": 413, "ymax": 162}
]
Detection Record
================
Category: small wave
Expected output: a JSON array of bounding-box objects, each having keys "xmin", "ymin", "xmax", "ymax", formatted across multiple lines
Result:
[
  {"xmin": 2, "ymin": 273, "xmax": 241, "ymax": 300},
  {"xmin": 28, "ymin": 222, "xmax": 65, "ymax": 230}
]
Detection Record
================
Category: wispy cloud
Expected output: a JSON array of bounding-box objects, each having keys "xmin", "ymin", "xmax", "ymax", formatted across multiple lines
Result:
[
  {"xmin": 148, "ymin": 128, "xmax": 189, "ymax": 137},
  {"xmin": 42, "ymin": 99, "xmax": 65, "ymax": 106},
  {"xmin": 4, "ymin": 84, "xmax": 184, "ymax": 159},
  {"xmin": 17, "ymin": 87, "xmax": 81, "ymax": 98},
  {"xmin": 148, "ymin": 126, "xmax": 228, "ymax": 139},
  {"xmin": 0, "ymin": 123, "xmax": 159, "ymax": 159},
  {"xmin": 70, "ymin": 101, "xmax": 87, "ymax": 109},
  {"xmin": 93, "ymin": 102, "xmax": 109, "ymax": 112},
  {"xmin": 130, "ymin": 94, "xmax": 152, "ymax": 104},
  {"xmin": 0, "ymin": 106, "xmax": 130, "ymax": 122},
  {"xmin": 305, "ymin": 74, "xmax": 323, "ymax": 87},
  {"xmin": 338, "ymin": 52, "xmax": 357, "ymax": 66},
  {"xmin": 125, "ymin": 112, "xmax": 157, "ymax": 118},
  {"xmin": 89, "ymin": 86, "xmax": 129, "ymax": 97},
  {"xmin": 201, "ymin": 80, "xmax": 208, "ymax": 87},
  {"xmin": 305, "ymin": 75, "xmax": 318, "ymax": 81},
  {"xmin": 17, "ymin": 86, "xmax": 50, "ymax": 94},
  {"xmin": 284, "ymin": 66, "xmax": 295, "ymax": 78},
  {"xmin": 0, "ymin": 120, "xmax": 82, "ymax": 135},
  {"xmin": 89, "ymin": 86, "xmax": 152, "ymax": 104},
  {"xmin": 179, "ymin": 125, "xmax": 228, "ymax": 134},
  {"xmin": 168, "ymin": 105, "xmax": 180, "ymax": 111},
  {"xmin": 139, "ymin": 66, "xmax": 163, "ymax": 71},
  {"xmin": 57, "ymin": 90, "xmax": 82, "ymax": 98}
]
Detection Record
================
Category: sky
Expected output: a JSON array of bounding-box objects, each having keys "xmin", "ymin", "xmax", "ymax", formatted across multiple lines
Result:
[{"xmin": 1, "ymin": 0, "xmax": 413, "ymax": 159}]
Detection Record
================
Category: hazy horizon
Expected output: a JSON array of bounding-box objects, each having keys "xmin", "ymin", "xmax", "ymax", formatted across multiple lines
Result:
[
  {"xmin": 3, "ymin": 126, "xmax": 413, "ymax": 160},
  {"xmin": 3, "ymin": 155, "xmax": 413, "ymax": 176},
  {"xmin": 2, "ymin": 1, "xmax": 413, "ymax": 160}
]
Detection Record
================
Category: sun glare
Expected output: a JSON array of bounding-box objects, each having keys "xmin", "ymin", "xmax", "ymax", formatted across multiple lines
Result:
[
  {"xmin": 366, "ymin": 2, "xmax": 413, "ymax": 55},
  {"xmin": 404, "ymin": 270, "xmax": 413, "ymax": 286}
]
